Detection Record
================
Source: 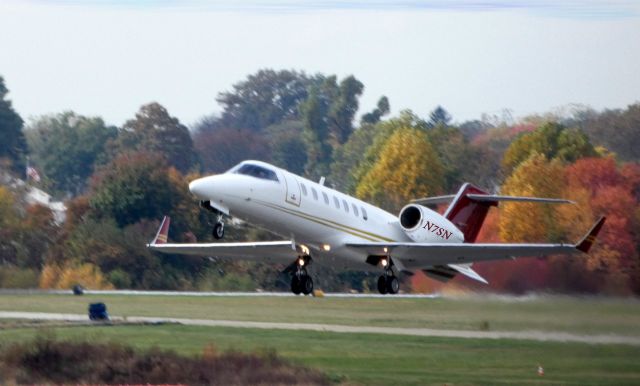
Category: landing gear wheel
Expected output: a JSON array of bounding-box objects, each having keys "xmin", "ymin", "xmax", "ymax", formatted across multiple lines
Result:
[
  {"xmin": 291, "ymin": 275, "xmax": 302, "ymax": 295},
  {"xmin": 386, "ymin": 276, "xmax": 400, "ymax": 294},
  {"xmin": 301, "ymin": 275, "xmax": 314, "ymax": 295},
  {"xmin": 377, "ymin": 276, "xmax": 388, "ymax": 295},
  {"xmin": 212, "ymin": 222, "xmax": 224, "ymax": 240}
]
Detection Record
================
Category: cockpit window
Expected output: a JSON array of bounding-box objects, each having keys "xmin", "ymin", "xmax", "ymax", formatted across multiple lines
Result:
[{"xmin": 234, "ymin": 164, "xmax": 279, "ymax": 182}]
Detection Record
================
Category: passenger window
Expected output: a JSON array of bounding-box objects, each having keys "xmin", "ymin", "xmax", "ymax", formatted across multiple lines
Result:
[
  {"xmin": 361, "ymin": 207, "xmax": 368, "ymax": 220},
  {"xmin": 312, "ymin": 187, "xmax": 318, "ymax": 201},
  {"xmin": 333, "ymin": 196, "xmax": 340, "ymax": 209},
  {"xmin": 322, "ymin": 192, "xmax": 329, "ymax": 205},
  {"xmin": 352, "ymin": 204, "xmax": 359, "ymax": 217},
  {"xmin": 301, "ymin": 184, "xmax": 308, "ymax": 196},
  {"xmin": 342, "ymin": 199, "xmax": 349, "ymax": 213}
]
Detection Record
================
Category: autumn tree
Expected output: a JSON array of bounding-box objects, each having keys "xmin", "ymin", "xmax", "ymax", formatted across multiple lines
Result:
[
  {"xmin": 502, "ymin": 122, "xmax": 597, "ymax": 174},
  {"xmin": 563, "ymin": 157, "xmax": 640, "ymax": 293},
  {"xmin": 25, "ymin": 112, "xmax": 117, "ymax": 196},
  {"xmin": 356, "ymin": 127, "xmax": 444, "ymax": 212},
  {"xmin": 110, "ymin": 103, "xmax": 197, "ymax": 173},
  {"xmin": 576, "ymin": 103, "xmax": 640, "ymax": 162},
  {"xmin": 499, "ymin": 153, "xmax": 567, "ymax": 243},
  {"xmin": 0, "ymin": 76, "xmax": 27, "ymax": 173}
]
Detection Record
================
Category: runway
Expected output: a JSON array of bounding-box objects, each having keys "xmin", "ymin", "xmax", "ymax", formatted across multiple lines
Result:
[
  {"xmin": 0, "ymin": 289, "xmax": 441, "ymax": 298},
  {"xmin": 1, "ymin": 311, "xmax": 639, "ymax": 346}
]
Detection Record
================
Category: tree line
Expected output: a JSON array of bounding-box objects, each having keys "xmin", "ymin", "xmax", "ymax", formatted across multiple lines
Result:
[{"xmin": 0, "ymin": 71, "xmax": 639, "ymax": 294}]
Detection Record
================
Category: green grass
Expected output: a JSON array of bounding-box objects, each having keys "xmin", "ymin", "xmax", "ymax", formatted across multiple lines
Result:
[
  {"xmin": 0, "ymin": 323, "xmax": 638, "ymax": 385},
  {"xmin": 2, "ymin": 293, "xmax": 640, "ymax": 384},
  {"xmin": 1, "ymin": 293, "xmax": 640, "ymax": 336}
]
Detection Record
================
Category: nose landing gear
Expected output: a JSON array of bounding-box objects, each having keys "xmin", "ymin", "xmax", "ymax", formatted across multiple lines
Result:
[
  {"xmin": 212, "ymin": 221, "xmax": 224, "ymax": 240},
  {"xmin": 201, "ymin": 201, "xmax": 226, "ymax": 240}
]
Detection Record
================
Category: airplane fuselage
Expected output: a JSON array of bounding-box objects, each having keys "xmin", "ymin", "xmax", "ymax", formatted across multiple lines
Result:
[{"xmin": 188, "ymin": 160, "xmax": 462, "ymax": 271}]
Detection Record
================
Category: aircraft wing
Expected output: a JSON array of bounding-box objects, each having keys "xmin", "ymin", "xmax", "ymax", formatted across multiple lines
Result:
[
  {"xmin": 147, "ymin": 217, "xmax": 298, "ymax": 264},
  {"xmin": 346, "ymin": 217, "xmax": 605, "ymax": 272}
]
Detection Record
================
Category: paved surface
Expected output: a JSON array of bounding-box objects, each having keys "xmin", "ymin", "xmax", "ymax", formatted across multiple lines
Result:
[
  {"xmin": 1, "ymin": 311, "xmax": 639, "ymax": 346},
  {"xmin": 0, "ymin": 289, "xmax": 441, "ymax": 298}
]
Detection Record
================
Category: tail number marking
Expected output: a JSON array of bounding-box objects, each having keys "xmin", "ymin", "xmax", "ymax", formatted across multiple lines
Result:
[{"xmin": 423, "ymin": 221, "xmax": 453, "ymax": 240}]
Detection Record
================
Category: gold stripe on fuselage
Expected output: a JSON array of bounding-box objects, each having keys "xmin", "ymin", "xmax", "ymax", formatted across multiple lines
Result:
[{"xmin": 253, "ymin": 199, "xmax": 395, "ymax": 243}]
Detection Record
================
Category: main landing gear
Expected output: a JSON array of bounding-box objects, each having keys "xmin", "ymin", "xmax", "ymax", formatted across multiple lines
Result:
[
  {"xmin": 201, "ymin": 200, "xmax": 225, "ymax": 240},
  {"xmin": 291, "ymin": 256, "xmax": 313, "ymax": 295},
  {"xmin": 377, "ymin": 258, "xmax": 399, "ymax": 295}
]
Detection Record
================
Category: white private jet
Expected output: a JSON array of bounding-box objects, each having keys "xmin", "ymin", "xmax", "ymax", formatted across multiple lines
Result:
[{"xmin": 148, "ymin": 160, "xmax": 605, "ymax": 295}]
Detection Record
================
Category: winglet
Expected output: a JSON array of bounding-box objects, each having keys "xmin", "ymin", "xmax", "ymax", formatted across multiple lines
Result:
[
  {"xmin": 576, "ymin": 216, "xmax": 606, "ymax": 253},
  {"xmin": 151, "ymin": 216, "xmax": 170, "ymax": 245}
]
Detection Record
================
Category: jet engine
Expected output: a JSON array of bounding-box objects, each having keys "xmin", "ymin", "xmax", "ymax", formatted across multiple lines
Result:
[{"xmin": 398, "ymin": 204, "xmax": 464, "ymax": 243}]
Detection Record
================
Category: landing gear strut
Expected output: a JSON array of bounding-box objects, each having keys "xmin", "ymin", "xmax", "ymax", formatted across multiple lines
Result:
[
  {"xmin": 291, "ymin": 256, "xmax": 313, "ymax": 295},
  {"xmin": 201, "ymin": 201, "xmax": 225, "ymax": 240},
  {"xmin": 212, "ymin": 221, "xmax": 224, "ymax": 239},
  {"xmin": 377, "ymin": 258, "xmax": 399, "ymax": 295}
]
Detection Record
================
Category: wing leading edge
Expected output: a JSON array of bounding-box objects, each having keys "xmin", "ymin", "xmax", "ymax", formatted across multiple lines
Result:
[
  {"xmin": 147, "ymin": 216, "xmax": 299, "ymax": 264},
  {"xmin": 346, "ymin": 217, "xmax": 606, "ymax": 275}
]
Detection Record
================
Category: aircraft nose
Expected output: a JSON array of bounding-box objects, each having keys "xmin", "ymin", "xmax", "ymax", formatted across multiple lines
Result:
[{"xmin": 189, "ymin": 177, "xmax": 210, "ymax": 200}]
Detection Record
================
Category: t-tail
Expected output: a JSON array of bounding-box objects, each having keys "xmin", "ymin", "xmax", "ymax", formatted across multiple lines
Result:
[{"xmin": 413, "ymin": 183, "xmax": 574, "ymax": 243}]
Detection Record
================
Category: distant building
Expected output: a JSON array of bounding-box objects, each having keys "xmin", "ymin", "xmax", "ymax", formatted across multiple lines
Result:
[{"xmin": 0, "ymin": 172, "xmax": 67, "ymax": 224}]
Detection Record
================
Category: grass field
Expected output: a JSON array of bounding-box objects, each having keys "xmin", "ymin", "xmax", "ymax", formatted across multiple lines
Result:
[
  {"xmin": 1, "ymin": 292, "xmax": 639, "ymax": 336},
  {"xmin": 1, "ymin": 292, "xmax": 640, "ymax": 385}
]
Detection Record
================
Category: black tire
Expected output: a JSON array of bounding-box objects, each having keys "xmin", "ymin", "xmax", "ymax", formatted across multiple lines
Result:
[
  {"xmin": 387, "ymin": 276, "xmax": 400, "ymax": 294},
  {"xmin": 377, "ymin": 276, "xmax": 388, "ymax": 295},
  {"xmin": 291, "ymin": 275, "xmax": 302, "ymax": 295},
  {"xmin": 301, "ymin": 275, "xmax": 314, "ymax": 295},
  {"xmin": 213, "ymin": 222, "xmax": 224, "ymax": 239}
]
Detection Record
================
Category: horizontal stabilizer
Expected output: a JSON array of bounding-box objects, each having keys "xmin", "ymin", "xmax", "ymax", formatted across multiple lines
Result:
[
  {"xmin": 466, "ymin": 194, "xmax": 574, "ymax": 204},
  {"xmin": 448, "ymin": 264, "xmax": 489, "ymax": 284},
  {"xmin": 411, "ymin": 194, "xmax": 456, "ymax": 205},
  {"xmin": 422, "ymin": 264, "xmax": 488, "ymax": 284},
  {"xmin": 412, "ymin": 193, "xmax": 573, "ymax": 206}
]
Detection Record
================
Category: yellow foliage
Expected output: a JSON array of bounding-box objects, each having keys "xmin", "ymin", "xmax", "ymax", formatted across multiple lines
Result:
[
  {"xmin": 0, "ymin": 186, "xmax": 18, "ymax": 228},
  {"xmin": 38, "ymin": 264, "xmax": 63, "ymax": 289},
  {"xmin": 499, "ymin": 153, "xmax": 567, "ymax": 242},
  {"xmin": 39, "ymin": 262, "xmax": 113, "ymax": 290},
  {"xmin": 356, "ymin": 127, "xmax": 444, "ymax": 212}
]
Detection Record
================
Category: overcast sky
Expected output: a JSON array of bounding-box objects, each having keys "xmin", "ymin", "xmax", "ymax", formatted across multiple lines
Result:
[{"xmin": 1, "ymin": 0, "xmax": 639, "ymax": 128}]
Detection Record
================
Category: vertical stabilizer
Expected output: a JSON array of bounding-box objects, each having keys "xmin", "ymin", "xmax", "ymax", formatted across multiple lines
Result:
[{"xmin": 444, "ymin": 183, "xmax": 497, "ymax": 243}]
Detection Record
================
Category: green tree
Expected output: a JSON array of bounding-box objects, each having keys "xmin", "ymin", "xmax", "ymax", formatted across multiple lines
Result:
[
  {"xmin": 192, "ymin": 127, "xmax": 270, "ymax": 173},
  {"xmin": 428, "ymin": 105, "xmax": 452, "ymax": 128},
  {"xmin": 89, "ymin": 152, "xmax": 189, "ymax": 228},
  {"xmin": 301, "ymin": 86, "xmax": 333, "ymax": 178},
  {"xmin": 360, "ymin": 96, "xmax": 390, "ymax": 125},
  {"xmin": 111, "ymin": 103, "xmax": 196, "ymax": 173},
  {"xmin": 0, "ymin": 76, "xmax": 27, "ymax": 172},
  {"xmin": 264, "ymin": 121, "xmax": 307, "ymax": 175},
  {"xmin": 25, "ymin": 112, "xmax": 117, "ymax": 196},
  {"xmin": 216, "ymin": 69, "xmax": 319, "ymax": 131},
  {"xmin": 502, "ymin": 122, "xmax": 597, "ymax": 174},
  {"xmin": 327, "ymin": 75, "xmax": 364, "ymax": 145},
  {"xmin": 356, "ymin": 127, "xmax": 444, "ymax": 211}
]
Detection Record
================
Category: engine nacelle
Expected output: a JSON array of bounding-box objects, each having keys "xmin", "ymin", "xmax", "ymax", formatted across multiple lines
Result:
[{"xmin": 398, "ymin": 204, "xmax": 464, "ymax": 243}]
